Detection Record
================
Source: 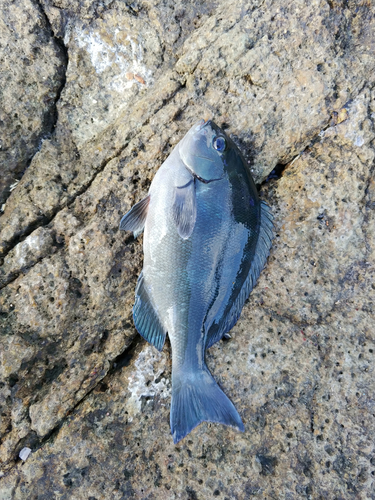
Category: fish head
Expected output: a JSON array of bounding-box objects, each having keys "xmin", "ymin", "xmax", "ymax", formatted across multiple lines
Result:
[{"xmin": 179, "ymin": 120, "xmax": 233, "ymax": 183}]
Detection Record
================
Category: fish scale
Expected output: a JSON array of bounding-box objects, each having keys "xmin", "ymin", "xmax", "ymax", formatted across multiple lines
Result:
[{"xmin": 119, "ymin": 119, "xmax": 273, "ymax": 443}]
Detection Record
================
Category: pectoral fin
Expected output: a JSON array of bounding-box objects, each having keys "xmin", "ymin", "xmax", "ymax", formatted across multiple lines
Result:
[
  {"xmin": 119, "ymin": 195, "xmax": 150, "ymax": 238},
  {"xmin": 172, "ymin": 179, "xmax": 197, "ymax": 239}
]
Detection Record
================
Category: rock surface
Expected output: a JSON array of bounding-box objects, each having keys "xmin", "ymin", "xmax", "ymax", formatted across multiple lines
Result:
[
  {"xmin": 0, "ymin": 0, "xmax": 66, "ymax": 206},
  {"xmin": 0, "ymin": 0, "xmax": 374, "ymax": 498}
]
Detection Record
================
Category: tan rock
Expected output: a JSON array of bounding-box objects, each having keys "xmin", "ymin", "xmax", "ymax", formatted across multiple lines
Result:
[
  {"xmin": 0, "ymin": 0, "xmax": 374, "ymax": 498},
  {"xmin": 0, "ymin": 0, "xmax": 66, "ymax": 206}
]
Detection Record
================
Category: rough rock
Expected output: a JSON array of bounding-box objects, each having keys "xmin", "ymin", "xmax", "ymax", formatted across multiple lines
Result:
[
  {"xmin": 0, "ymin": 0, "xmax": 375, "ymax": 498},
  {"xmin": 0, "ymin": 0, "xmax": 66, "ymax": 206}
]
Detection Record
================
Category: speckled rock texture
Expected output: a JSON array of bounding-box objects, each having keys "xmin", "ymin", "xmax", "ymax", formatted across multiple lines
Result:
[
  {"xmin": 0, "ymin": 0, "xmax": 66, "ymax": 206},
  {"xmin": 0, "ymin": 0, "xmax": 374, "ymax": 498}
]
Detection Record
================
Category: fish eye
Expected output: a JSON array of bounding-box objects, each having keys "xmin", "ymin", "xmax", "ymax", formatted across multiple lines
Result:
[{"xmin": 213, "ymin": 136, "xmax": 226, "ymax": 152}]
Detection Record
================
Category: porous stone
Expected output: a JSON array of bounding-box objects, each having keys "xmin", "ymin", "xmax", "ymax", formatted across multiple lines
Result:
[
  {"xmin": 0, "ymin": 0, "xmax": 374, "ymax": 498},
  {"xmin": 0, "ymin": 0, "xmax": 66, "ymax": 206}
]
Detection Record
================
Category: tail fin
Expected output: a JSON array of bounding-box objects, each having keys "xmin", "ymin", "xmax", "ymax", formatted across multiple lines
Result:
[{"xmin": 170, "ymin": 367, "xmax": 244, "ymax": 444}]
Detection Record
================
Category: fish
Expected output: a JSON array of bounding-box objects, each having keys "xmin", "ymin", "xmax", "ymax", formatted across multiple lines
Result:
[{"xmin": 119, "ymin": 119, "xmax": 273, "ymax": 443}]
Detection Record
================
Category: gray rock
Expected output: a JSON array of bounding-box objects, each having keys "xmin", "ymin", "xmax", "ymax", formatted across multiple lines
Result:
[{"xmin": 0, "ymin": 0, "xmax": 374, "ymax": 498}]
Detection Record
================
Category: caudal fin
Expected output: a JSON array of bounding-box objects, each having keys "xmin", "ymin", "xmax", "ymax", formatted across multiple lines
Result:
[{"xmin": 170, "ymin": 368, "xmax": 244, "ymax": 444}]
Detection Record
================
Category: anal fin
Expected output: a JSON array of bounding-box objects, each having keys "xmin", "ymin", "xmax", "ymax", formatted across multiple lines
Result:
[{"xmin": 133, "ymin": 271, "xmax": 167, "ymax": 351}]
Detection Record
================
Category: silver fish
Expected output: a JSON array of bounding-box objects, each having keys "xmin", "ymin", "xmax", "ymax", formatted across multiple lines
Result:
[{"xmin": 120, "ymin": 119, "xmax": 273, "ymax": 443}]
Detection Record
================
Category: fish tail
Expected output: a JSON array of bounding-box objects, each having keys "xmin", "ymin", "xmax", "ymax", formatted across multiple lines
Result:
[{"xmin": 170, "ymin": 367, "xmax": 244, "ymax": 444}]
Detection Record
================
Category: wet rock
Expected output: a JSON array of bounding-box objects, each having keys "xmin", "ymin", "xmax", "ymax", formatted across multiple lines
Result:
[{"xmin": 0, "ymin": 0, "xmax": 375, "ymax": 498}]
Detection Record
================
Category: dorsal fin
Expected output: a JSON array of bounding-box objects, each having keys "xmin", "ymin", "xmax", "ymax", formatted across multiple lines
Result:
[
  {"xmin": 119, "ymin": 195, "xmax": 150, "ymax": 238},
  {"xmin": 133, "ymin": 271, "xmax": 167, "ymax": 351},
  {"xmin": 206, "ymin": 201, "xmax": 273, "ymax": 348}
]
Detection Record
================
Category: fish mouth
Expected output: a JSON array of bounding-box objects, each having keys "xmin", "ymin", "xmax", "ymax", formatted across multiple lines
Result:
[
  {"xmin": 194, "ymin": 118, "xmax": 214, "ymax": 131},
  {"xmin": 194, "ymin": 119, "xmax": 206, "ymax": 131}
]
